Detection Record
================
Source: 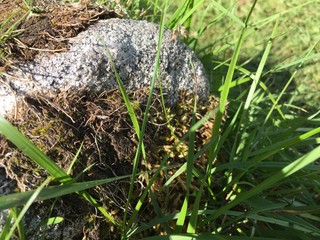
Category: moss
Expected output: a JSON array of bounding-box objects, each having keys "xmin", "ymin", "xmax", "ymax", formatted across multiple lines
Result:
[{"xmin": 0, "ymin": 88, "xmax": 222, "ymax": 238}]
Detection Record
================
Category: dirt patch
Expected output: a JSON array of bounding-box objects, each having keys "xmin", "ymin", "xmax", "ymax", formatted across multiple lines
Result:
[
  {"xmin": 0, "ymin": 88, "xmax": 221, "ymax": 238},
  {"xmin": 0, "ymin": 0, "xmax": 122, "ymax": 67}
]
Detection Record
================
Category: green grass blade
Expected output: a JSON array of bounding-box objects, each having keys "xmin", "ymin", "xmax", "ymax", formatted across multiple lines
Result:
[
  {"xmin": 67, "ymin": 141, "xmax": 83, "ymax": 175},
  {"xmin": 176, "ymin": 0, "xmax": 204, "ymax": 28},
  {"xmin": 0, "ymin": 210, "xmax": 14, "ymax": 240},
  {"xmin": 167, "ymin": 0, "xmax": 189, "ymax": 28},
  {"xmin": 5, "ymin": 177, "xmax": 52, "ymax": 240},
  {"xmin": 46, "ymin": 216, "xmax": 64, "ymax": 225},
  {"xmin": 0, "ymin": 115, "xmax": 70, "ymax": 182},
  {"xmin": 176, "ymin": 71, "xmax": 198, "ymax": 234},
  {"xmin": 258, "ymin": 81, "xmax": 286, "ymax": 120},
  {"xmin": 149, "ymin": 190, "xmax": 172, "ymax": 234},
  {"xmin": 163, "ymin": 163, "xmax": 187, "ymax": 187},
  {"xmin": 248, "ymin": 127, "xmax": 320, "ymax": 164},
  {"xmin": 102, "ymin": 45, "xmax": 146, "ymax": 160},
  {"xmin": 264, "ymin": 41, "xmax": 320, "ymax": 123},
  {"xmin": 232, "ymin": 18, "xmax": 279, "ymax": 163},
  {"xmin": 0, "ymin": 174, "xmax": 131, "ymax": 211},
  {"xmin": 211, "ymin": 1, "xmax": 245, "ymax": 27},
  {"xmin": 188, "ymin": 0, "xmax": 258, "ymax": 232},
  {"xmin": 218, "ymin": 0, "xmax": 257, "ymax": 116},
  {"xmin": 184, "ymin": 104, "xmax": 198, "ymax": 234},
  {"xmin": 201, "ymin": 144, "xmax": 320, "ymax": 225},
  {"xmin": 0, "ymin": 115, "xmax": 120, "ymax": 228},
  {"xmin": 10, "ymin": 207, "xmax": 26, "ymax": 240},
  {"xmin": 175, "ymin": 198, "xmax": 189, "ymax": 233},
  {"xmin": 274, "ymin": 53, "xmax": 318, "ymax": 71},
  {"xmin": 244, "ymin": 17, "xmax": 279, "ymax": 110},
  {"xmin": 125, "ymin": 6, "xmax": 168, "ymax": 235}
]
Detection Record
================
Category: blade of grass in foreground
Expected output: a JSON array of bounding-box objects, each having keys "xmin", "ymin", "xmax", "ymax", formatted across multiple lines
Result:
[
  {"xmin": 0, "ymin": 174, "xmax": 131, "ymax": 211},
  {"xmin": 0, "ymin": 115, "xmax": 70, "ymax": 182},
  {"xmin": 124, "ymin": 6, "xmax": 168, "ymax": 236},
  {"xmin": 101, "ymin": 42, "xmax": 146, "ymax": 161},
  {"xmin": 0, "ymin": 210, "xmax": 14, "ymax": 240},
  {"xmin": 243, "ymin": 17, "xmax": 279, "ymax": 111},
  {"xmin": 231, "ymin": 17, "xmax": 279, "ymax": 164},
  {"xmin": 187, "ymin": 0, "xmax": 258, "ymax": 233},
  {"xmin": 0, "ymin": 115, "xmax": 120, "ymax": 228},
  {"xmin": 4, "ymin": 177, "xmax": 52, "ymax": 240},
  {"xmin": 200, "ymin": 144, "xmax": 320, "ymax": 226},
  {"xmin": 174, "ymin": 97, "xmax": 197, "ymax": 233}
]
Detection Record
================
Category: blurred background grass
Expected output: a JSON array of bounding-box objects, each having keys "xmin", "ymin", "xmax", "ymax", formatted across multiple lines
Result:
[{"xmin": 149, "ymin": 0, "xmax": 320, "ymax": 109}]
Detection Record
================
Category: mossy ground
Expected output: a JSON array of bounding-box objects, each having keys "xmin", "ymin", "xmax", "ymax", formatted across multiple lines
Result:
[{"xmin": 0, "ymin": 87, "xmax": 221, "ymax": 238}]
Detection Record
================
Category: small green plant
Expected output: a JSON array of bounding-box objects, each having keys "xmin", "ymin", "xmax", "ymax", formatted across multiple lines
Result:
[{"xmin": 0, "ymin": 9, "xmax": 28, "ymax": 65}]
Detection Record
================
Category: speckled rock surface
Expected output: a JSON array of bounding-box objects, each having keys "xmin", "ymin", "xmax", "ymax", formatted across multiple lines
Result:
[{"xmin": 0, "ymin": 18, "xmax": 209, "ymax": 116}]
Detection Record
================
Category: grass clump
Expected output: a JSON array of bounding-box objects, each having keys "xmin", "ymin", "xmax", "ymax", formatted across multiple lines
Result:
[{"xmin": 0, "ymin": 87, "xmax": 220, "ymax": 238}]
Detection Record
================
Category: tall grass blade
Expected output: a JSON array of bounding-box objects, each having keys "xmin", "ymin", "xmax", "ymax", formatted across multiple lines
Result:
[
  {"xmin": 188, "ymin": 0, "xmax": 258, "ymax": 233},
  {"xmin": 176, "ymin": 0, "xmax": 205, "ymax": 28},
  {"xmin": 0, "ymin": 115, "xmax": 120, "ymax": 228},
  {"xmin": 124, "ymin": 5, "xmax": 168, "ymax": 236},
  {"xmin": 0, "ymin": 210, "xmax": 14, "ymax": 240},
  {"xmin": 201, "ymin": 144, "xmax": 320, "ymax": 225},
  {"xmin": 5, "ymin": 177, "xmax": 52, "ymax": 240},
  {"xmin": 0, "ymin": 115, "xmax": 70, "ymax": 182},
  {"xmin": 0, "ymin": 174, "xmax": 131, "ymax": 211},
  {"xmin": 264, "ymin": 41, "xmax": 320, "ymax": 123},
  {"xmin": 176, "ymin": 70, "xmax": 198, "ymax": 234},
  {"xmin": 167, "ymin": 0, "xmax": 189, "ymax": 28},
  {"xmin": 101, "ymin": 44, "xmax": 147, "ymax": 160},
  {"xmin": 244, "ymin": 18, "xmax": 279, "ymax": 110},
  {"xmin": 248, "ymin": 127, "xmax": 320, "ymax": 164},
  {"xmin": 211, "ymin": 1, "xmax": 245, "ymax": 27}
]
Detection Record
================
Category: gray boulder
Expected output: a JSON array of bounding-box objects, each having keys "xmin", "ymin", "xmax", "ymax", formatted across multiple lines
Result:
[{"xmin": 0, "ymin": 18, "xmax": 209, "ymax": 116}]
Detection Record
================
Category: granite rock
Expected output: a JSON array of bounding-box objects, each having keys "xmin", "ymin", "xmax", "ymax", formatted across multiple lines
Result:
[{"xmin": 0, "ymin": 18, "xmax": 209, "ymax": 116}]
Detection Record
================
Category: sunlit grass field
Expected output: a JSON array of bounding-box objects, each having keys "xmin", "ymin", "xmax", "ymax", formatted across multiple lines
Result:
[{"xmin": 0, "ymin": 0, "xmax": 319, "ymax": 239}]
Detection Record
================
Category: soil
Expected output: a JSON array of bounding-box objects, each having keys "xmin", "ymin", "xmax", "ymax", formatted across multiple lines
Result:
[{"xmin": 0, "ymin": 0, "xmax": 121, "ymax": 66}]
